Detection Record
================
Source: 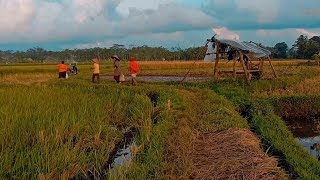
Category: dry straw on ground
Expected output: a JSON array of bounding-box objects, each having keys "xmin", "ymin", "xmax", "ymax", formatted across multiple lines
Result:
[{"xmin": 191, "ymin": 129, "xmax": 286, "ymax": 180}]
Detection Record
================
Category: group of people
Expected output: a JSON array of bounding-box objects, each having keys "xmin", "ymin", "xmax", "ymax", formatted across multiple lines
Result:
[
  {"xmin": 58, "ymin": 55, "xmax": 140, "ymax": 86},
  {"xmin": 57, "ymin": 62, "xmax": 78, "ymax": 79}
]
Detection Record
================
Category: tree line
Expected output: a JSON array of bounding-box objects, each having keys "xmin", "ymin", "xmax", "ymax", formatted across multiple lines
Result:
[
  {"xmin": 266, "ymin": 35, "xmax": 320, "ymax": 59},
  {"xmin": 0, "ymin": 35, "xmax": 319, "ymax": 63}
]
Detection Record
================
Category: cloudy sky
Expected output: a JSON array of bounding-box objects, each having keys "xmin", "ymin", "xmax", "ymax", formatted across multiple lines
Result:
[{"xmin": 0, "ymin": 0, "xmax": 319, "ymax": 51}]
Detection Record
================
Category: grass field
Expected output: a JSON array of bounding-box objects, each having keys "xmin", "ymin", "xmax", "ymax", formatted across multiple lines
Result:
[{"xmin": 0, "ymin": 59, "xmax": 319, "ymax": 179}]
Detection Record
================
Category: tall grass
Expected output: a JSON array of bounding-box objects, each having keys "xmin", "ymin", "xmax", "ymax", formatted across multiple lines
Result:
[
  {"xmin": 0, "ymin": 81, "xmax": 154, "ymax": 179},
  {"xmin": 1, "ymin": 61, "xmax": 317, "ymax": 179},
  {"xmin": 193, "ymin": 81, "xmax": 320, "ymax": 179}
]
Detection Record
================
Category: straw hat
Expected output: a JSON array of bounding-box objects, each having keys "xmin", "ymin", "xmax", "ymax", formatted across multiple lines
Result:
[
  {"xmin": 92, "ymin": 58, "xmax": 99, "ymax": 63},
  {"xmin": 111, "ymin": 55, "xmax": 120, "ymax": 60}
]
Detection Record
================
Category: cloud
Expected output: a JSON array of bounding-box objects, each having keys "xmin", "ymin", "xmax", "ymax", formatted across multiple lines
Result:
[
  {"xmin": 73, "ymin": 41, "xmax": 114, "ymax": 49},
  {"xmin": 134, "ymin": 31, "xmax": 183, "ymax": 41},
  {"xmin": 116, "ymin": 0, "xmax": 174, "ymax": 17},
  {"xmin": 0, "ymin": 0, "xmax": 35, "ymax": 33},
  {"xmin": 235, "ymin": 0, "xmax": 279, "ymax": 23},
  {"xmin": 0, "ymin": 0, "xmax": 320, "ymax": 50},
  {"xmin": 213, "ymin": 27, "xmax": 240, "ymax": 40},
  {"xmin": 296, "ymin": 29, "xmax": 319, "ymax": 37},
  {"xmin": 0, "ymin": 0, "xmax": 214, "ymax": 44},
  {"xmin": 114, "ymin": 3, "xmax": 215, "ymax": 34},
  {"xmin": 257, "ymin": 29, "xmax": 319, "ymax": 39},
  {"xmin": 203, "ymin": 0, "xmax": 320, "ymax": 30}
]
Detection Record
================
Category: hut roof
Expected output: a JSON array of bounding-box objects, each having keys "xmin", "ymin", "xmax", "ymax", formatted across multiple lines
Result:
[{"xmin": 218, "ymin": 39, "xmax": 271, "ymax": 58}]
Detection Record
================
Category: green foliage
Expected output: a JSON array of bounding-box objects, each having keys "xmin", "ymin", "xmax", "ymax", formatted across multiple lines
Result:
[
  {"xmin": 274, "ymin": 42, "xmax": 289, "ymax": 59},
  {"xmin": 0, "ymin": 45, "xmax": 207, "ymax": 63},
  {"xmin": 292, "ymin": 35, "xmax": 320, "ymax": 59},
  {"xmin": 0, "ymin": 81, "xmax": 156, "ymax": 179},
  {"xmin": 250, "ymin": 99, "xmax": 320, "ymax": 179},
  {"xmin": 197, "ymin": 81, "xmax": 320, "ymax": 179}
]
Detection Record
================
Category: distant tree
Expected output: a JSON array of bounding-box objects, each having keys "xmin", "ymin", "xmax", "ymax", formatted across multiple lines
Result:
[
  {"xmin": 273, "ymin": 42, "xmax": 288, "ymax": 59},
  {"xmin": 293, "ymin": 35, "xmax": 309, "ymax": 59},
  {"xmin": 310, "ymin": 36, "xmax": 320, "ymax": 43},
  {"xmin": 305, "ymin": 40, "xmax": 320, "ymax": 59},
  {"xmin": 287, "ymin": 47, "xmax": 298, "ymax": 59}
]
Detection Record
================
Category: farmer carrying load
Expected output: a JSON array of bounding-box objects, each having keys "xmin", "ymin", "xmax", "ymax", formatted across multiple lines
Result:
[
  {"xmin": 91, "ymin": 58, "xmax": 100, "ymax": 83},
  {"xmin": 57, "ymin": 61, "xmax": 68, "ymax": 79},
  {"xmin": 129, "ymin": 57, "xmax": 139, "ymax": 86},
  {"xmin": 111, "ymin": 55, "xmax": 122, "ymax": 84}
]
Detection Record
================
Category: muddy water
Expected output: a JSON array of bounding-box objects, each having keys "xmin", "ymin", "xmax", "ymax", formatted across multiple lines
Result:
[
  {"xmin": 102, "ymin": 75, "xmax": 212, "ymax": 82},
  {"xmin": 285, "ymin": 118, "xmax": 320, "ymax": 159},
  {"xmin": 106, "ymin": 129, "xmax": 138, "ymax": 169}
]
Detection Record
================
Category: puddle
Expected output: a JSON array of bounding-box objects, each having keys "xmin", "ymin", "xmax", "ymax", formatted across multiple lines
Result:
[
  {"xmin": 102, "ymin": 75, "xmax": 212, "ymax": 82},
  {"xmin": 106, "ymin": 128, "xmax": 138, "ymax": 169},
  {"xmin": 284, "ymin": 118, "xmax": 320, "ymax": 160}
]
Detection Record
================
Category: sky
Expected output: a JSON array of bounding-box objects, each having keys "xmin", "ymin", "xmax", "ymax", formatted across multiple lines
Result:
[{"xmin": 0, "ymin": 0, "xmax": 319, "ymax": 51}]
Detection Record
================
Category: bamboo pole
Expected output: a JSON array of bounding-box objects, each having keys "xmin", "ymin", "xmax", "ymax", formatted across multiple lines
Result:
[
  {"xmin": 213, "ymin": 42, "xmax": 220, "ymax": 80},
  {"xmin": 267, "ymin": 56, "xmax": 277, "ymax": 78},
  {"xmin": 239, "ymin": 51, "xmax": 250, "ymax": 84}
]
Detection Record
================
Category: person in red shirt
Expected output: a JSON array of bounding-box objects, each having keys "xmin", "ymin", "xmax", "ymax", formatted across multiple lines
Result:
[
  {"xmin": 129, "ymin": 57, "xmax": 139, "ymax": 86},
  {"xmin": 57, "ymin": 61, "xmax": 68, "ymax": 79}
]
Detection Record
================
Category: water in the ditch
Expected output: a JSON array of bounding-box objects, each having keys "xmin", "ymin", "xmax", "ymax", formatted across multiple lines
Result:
[
  {"xmin": 106, "ymin": 129, "xmax": 138, "ymax": 169},
  {"xmin": 285, "ymin": 118, "xmax": 320, "ymax": 159}
]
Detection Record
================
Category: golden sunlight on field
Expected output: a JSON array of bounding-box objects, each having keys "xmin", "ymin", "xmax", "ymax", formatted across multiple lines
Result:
[{"xmin": 0, "ymin": 73, "xmax": 55, "ymax": 85}]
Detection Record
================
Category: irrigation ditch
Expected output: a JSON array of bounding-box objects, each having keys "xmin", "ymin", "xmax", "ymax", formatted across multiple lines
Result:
[
  {"xmin": 234, "ymin": 95, "xmax": 320, "ymax": 179},
  {"xmin": 71, "ymin": 83, "xmax": 320, "ymax": 179},
  {"xmin": 272, "ymin": 96, "xmax": 320, "ymax": 160},
  {"xmin": 75, "ymin": 91, "xmax": 163, "ymax": 179},
  {"xmin": 105, "ymin": 92, "xmax": 161, "ymax": 172}
]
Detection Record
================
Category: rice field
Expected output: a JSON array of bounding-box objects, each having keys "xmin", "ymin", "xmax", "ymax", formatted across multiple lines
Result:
[{"xmin": 1, "ymin": 59, "xmax": 319, "ymax": 179}]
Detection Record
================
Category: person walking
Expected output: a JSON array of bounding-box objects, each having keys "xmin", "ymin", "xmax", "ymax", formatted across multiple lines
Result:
[
  {"xmin": 129, "ymin": 57, "xmax": 139, "ymax": 86},
  {"xmin": 91, "ymin": 58, "xmax": 100, "ymax": 83},
  {"xmin": 57, "ymin": 61, "xmax": 68, "ymax": 79},
  {"xmin": 111, "ymin": 55, "xmax": 122, "ymax": 84}
]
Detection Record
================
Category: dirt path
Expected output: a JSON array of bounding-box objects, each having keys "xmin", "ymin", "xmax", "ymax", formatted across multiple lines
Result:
[
  {"xmin": 101, "ymin": 75, "xmax": 212, "ymax": 82},
  {"xmin": 191, "ymin": 129, "xmax": 286, "ymax": 180}
]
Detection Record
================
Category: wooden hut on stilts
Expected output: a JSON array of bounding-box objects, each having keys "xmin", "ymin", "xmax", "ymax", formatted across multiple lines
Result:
[{"xmin": 204, "ymin": 35, "xmax": 277, "ymax": 84}]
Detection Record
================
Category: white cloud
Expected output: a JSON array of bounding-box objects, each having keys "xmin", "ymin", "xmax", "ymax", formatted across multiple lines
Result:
[
  {"xmin": 0, "ymin": 0, "xmax": 214, "ymax": 44},
  {"xmin": 116, "ymin": 0, "xmax": 174, "ymax": 17},
  {"xmin": 72, "ymin": 0, "xmax": 109, "ymax": 24},
  {"xmin": 115, "ymin": 3, "xmax": 215, "ymax": 34},
  {"xmin": 296, "ymin": 29, "xmax": 319, "ymax": 37},
  {"xmin": 213, "ymin": 27, "xmax": 240, "ymax": 40},
  {"xmin": 73, "ymin": 41, "xmax": 114, "ymax": 49},
  {"xmin": 0, "ymin": 0, "xmax": 117, "ymax": 42},
  {"xmin": 0, "ymin": 0, "xmax": 35, "ymax": 33},
  {"xmin": 235, "ymin": 0, "xmax": 279, "ymax": 23},
  {"xmin": 257, "ymin": 29, "xmax": 319, "ymax": 39},
  {"xmin": 134, "ymin": 31, "xmax": 183, "ymax": 41}
]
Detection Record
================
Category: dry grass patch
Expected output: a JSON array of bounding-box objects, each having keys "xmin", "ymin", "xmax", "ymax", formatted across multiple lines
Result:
[
  {"xmin": 191, "ymin": 129, "xmax": 287, "ymax": 180},
  {"xmin": 0, "ymin": 73, "xmax": 55, "ymax": 85}
]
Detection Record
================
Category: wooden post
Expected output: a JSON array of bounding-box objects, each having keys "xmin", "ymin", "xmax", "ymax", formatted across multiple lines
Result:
[
  {"xmin": 233, "ymin": 57, "xmax": 237, "ymax": 80},
  {"xmin": 213, "ymin": 42, "xmax": 220, "ymax": 80},
  {"xmin": 239, "ymin": 51, "xmax": 250, "ymax": 84},
  {"xmin": 267, "ymin": 56, "xmax": 277, "ymax": 78},
  {"xmin": 258, "ymin": 58, "xmax": 264, "ymax": 71}
]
